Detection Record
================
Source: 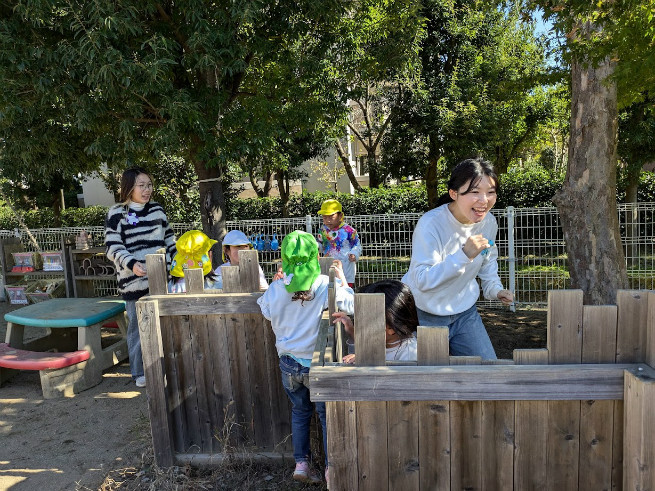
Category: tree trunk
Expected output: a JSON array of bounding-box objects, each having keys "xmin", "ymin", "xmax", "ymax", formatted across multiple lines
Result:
[
  {"xmin": 553, "ymin": 55, "xmax": 628, "ymax": 305},
  {"xmin": 334, "ymin": 139, "xmax": 362, "ymax": 192},
  {"xmin": 425, "ymin": 135, "xmax": 442, "ymax": 209},
  {"xmin": 194, "ymin": 163, "xmax": 227, "ymax": 269},
  {"xmin": 276, "ymin": 170, "xmax": 290, "ymax": 217}
]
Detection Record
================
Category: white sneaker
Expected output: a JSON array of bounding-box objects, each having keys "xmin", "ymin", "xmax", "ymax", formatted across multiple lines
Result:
[{"xmin": 135, "ymin": 375, "xmax": 146, "ymax": 387}]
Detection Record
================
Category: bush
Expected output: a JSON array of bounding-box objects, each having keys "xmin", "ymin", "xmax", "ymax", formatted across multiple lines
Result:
[
  {"xmin": 61, "ymin": 206, "xmax": 109, "ymax": 227},
  {"xmin": 497, "ymin": 166, "xmax": 564, "ymax": 209}
]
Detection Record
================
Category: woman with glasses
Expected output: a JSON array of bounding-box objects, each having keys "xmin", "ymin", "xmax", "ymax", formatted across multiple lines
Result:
[{"xmin": 105, "ymin": 167, "xmax": 176, "ymax": 387}]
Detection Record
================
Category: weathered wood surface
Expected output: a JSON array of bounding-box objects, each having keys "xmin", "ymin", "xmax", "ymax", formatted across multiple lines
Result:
[
  {"xmin": 354, "ymin": 293, "xmax": 386, "ymax": 367},
  {"xmin": 152, "ymin": 293, "xmax": 262, "ymax": 316},
  {"xmin": 310, "ymin": 364, "xmax": 646, "ymax": 401},
  {"xmin": 623, "ymin": 369, "xmax": 655, "ymax": 490}
]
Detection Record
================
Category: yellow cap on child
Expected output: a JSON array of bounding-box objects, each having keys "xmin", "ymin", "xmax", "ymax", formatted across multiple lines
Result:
[
  {"xmin": 317, "ymin": 199, "xmax": 342, "ymax": 216},
  {"xmin": 170, "ymin": 230, "xmax": 217, "ymax": 277}
]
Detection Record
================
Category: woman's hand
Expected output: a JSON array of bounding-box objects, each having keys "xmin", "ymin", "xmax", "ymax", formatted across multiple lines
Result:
[
  {"xmin": 133, "ymin": 262, "xmax": 147, "ymax": 277},
  {"xmin": 497, "ymin": 289, "xmax": 514, "ymax": 305},
  {"xmin": 462, "ymin": 234, "xmax": 492, "ymax": 260}
]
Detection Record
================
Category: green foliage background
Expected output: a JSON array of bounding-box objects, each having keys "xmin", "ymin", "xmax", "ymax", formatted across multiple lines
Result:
[{"xmin": 2, "ymin": 170, "xmax": 654, "ymax": 229}]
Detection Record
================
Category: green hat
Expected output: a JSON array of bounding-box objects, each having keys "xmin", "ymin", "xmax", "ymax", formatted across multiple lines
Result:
[
  {"xmin": 281, "ymin": 231, "xmax": 320, "ymax": 293},
  {"xmin": 317, "ymin": 199, "xmax": 342, "ymax": 216}
]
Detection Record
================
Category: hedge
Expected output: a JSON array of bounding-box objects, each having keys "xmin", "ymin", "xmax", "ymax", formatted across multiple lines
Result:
[{"xmin": 1, "ymin": 171, "xmax": 654, "ymax": 229}]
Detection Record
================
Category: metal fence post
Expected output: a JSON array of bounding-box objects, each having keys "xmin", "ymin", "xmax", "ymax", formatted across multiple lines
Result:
[
  {"xmin": 507, "ymin": 206, "xmax": 516, "ymax": 313},
  {"xmin": 306, "ymin": 215, "xmax": 313, "ymax": 234}
]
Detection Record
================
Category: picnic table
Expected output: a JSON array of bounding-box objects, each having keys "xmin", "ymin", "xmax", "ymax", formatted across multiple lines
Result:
[{"xmin": 0, "ymin": 297, "xmax": 128, "ymax": 398}]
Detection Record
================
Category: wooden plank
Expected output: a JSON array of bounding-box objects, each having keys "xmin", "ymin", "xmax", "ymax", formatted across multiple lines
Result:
[
  {"xmin": 189, "ymin": 315, "xmax": 218, "ymax": 452},
  {"xmin": 623, "ymin": 369, "xmax": 655, "ymax": 489},
  {"xmin": 647, "ymin": 291, "xmax": 655, "ymax": 367},
  {"xmin": 154, "ymin": 293, "xmax": 263, "ymax": 316},
  {"xmin": 616, "ymin": 290, "xmax": 649, "ymax": 363},
  {"xmin": 136, "ymin": 300, "xmax": 175, "ymax": 467},
  {"xmin": 319, "ymin": 256, "xmax": 334, "ymax": 275},
  {"xmin": 221, "ymin": 265, "xmax": 242, "ymax": 293},
  {"xmin": 144, "ymin": 253, "xmax": 168, "ymax": 295},
  {"xmin": 418, "ymin": 401, "xmax": 450, "ymax": 491},
  {"xmin": 309, "ymin": 364, "xmax": 644, "ymax": 402},
  {"xmin": 356, "ymin": 401, "xmax": 388, "ymax": 490},
  {"xmin": 159, "ymin": 316, "xmax": 188, "ymax": 453},
  {"xmin": 481, "ymin": 400, "xmax": 514, "ymax": 490},
  {"xmin": 185, "ymin": 268, "xmax": 204, "ymax": 294},
  {"xmin": 354, "ymin": 293, "xmax": 386, "ymax": 367},
  {"xmin": 173, "ymin": 314, "xmax": 202, "ymax": 451},
  {"xmin": 547, "ymin": 290, "xmax": 582, "ymax": 491},
  {"xmin": 226, "ymin": 312, "xmax": 255, "ymax": 445},
  {"xmin": 387, "ymin": 400, "xmax": 419, "ymax": 489},
  {"xmin": 417, "ymin": 326, "xmax": 449, "ymax": 366},
  {"xmin": 450, "ymin": 356, "xmax": 481, "ymax": 491},
  {"xmin": 514, "ymin": 346, "xmax": 548, "ymax": 491},
  {"xmin": 237, "ymin": 250, "xmax": 260, "ymax": 292},
  {"xmin": 326, "ymin": 401, "xmax": 358, "ymax": 490},
  {"xmin": 612, "ymin": 401, "xmax": 624, "ymax": 491},
  {"xmin": 547, "ymin": 289, "xmax": 583, "ymax": 363},
  {"xmin": 579, "ymin": 305, "xmax": 617, "ymax": 491},
  {"xmin": 244, "ymin": 312, "xmax": 274, "ymax": 449},
  {"xmin": 311, "ymin": 318, "xmax": 330, "ymax": 368},
  {"xmin": 204, "ymin": 313, "xmax": 235, "ymax": 452},
  {"xmin": 260, "ymin": 317, "xmax": 292, "ymax": 452}
]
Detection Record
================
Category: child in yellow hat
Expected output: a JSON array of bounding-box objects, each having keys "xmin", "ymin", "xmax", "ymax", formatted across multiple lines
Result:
[
  {"xmin": 169, "ymin": 230, "xmax": 220, "ymax": 293},
  {"xmin": 316, "ymin": 199, "xmax": 362, "ymax": 287}
]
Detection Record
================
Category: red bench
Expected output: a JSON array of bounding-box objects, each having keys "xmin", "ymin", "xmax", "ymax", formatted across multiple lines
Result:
[{"xmin": 0, "ymin": 343, "xmax": 90, "ymax": 370}]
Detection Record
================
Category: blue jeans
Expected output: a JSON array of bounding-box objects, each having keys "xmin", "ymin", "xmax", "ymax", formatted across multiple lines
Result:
[
  {"xmin": 125, "ymin": 300, "xmax": 144, "ymax": 379},
  {"xmin": 417, "ymin": 304, "xmax": 497, "ymax": 360},
  {"xmin": 279, "ymin": 355, "xmax": 327, "ymax": 466}
]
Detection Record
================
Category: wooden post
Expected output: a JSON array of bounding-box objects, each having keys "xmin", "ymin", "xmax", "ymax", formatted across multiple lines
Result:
[
  {"xmin": 145, "ymin": 253, "xmax": 168, "ymax": 295},
  {"xmin": 623, "ymin": 369, "xmax": 655, "ymax": 489},
  {"xmin": 646, "ymin": 291, "xmax": 655, "ymax": 368},
  {"xmin": 616, "ymin": 290, "xmax": 649, "ymax": 363},
  {"xmin": 238, "ymin": 249, "xmax": 260, "ymax": 292},
  {"xmin": 185, "ymin": 268, "xmax": 204, "ymax": 294},
  {"xmin": 354, "ymin": 293, "xmax": 386, "ymax": 367},
  {"xmin": 137, "ymin": 299, "xmax": 175, "ymax": 467}
]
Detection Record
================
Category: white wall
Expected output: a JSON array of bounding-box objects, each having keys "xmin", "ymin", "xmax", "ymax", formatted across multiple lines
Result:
[{"xmin": 79, "ymin": 175, "xmax": 116, "ymax": 207}]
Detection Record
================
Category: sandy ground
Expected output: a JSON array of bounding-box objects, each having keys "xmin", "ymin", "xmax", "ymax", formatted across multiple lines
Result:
[{"xmin": 0, "ymin": 302, "xmax": 151, "ymax": 491}]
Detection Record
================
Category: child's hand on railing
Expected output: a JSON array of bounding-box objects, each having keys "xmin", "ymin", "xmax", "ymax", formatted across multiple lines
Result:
[
  {"xmin": 332, "ymin": 311, "xmax": 354, "ymax": 338},
  {"xmin": 342, "ymin": 353, "xmax": 356, "ymax": 364},
  {"xmin": 331, "ymin": 259, "xmax": 348, "ymax": 286}
]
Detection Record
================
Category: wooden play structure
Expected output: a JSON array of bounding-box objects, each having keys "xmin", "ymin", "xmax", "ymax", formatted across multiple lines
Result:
[
  {"xmin": 312, "ymin": 289, "xmax": 655, "ymax": 490},
  {"xmin": 137, "ymin": 250, "xmax": 303, "ymax": 466},
  {"xmin": 137, "ymin": 247, "xmax": 655, "ymax": 489}
]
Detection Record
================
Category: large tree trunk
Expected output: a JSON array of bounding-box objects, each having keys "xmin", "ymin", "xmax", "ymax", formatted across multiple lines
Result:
[
  {"xmin": 553, "ymin": 55, "xmax": 628, "ymax": 305},
  {"xmin": 335, "ymin": 139, "xmax": 362, "ymax": 192},
  {"xmin": 425, "ymin": 135, "xmax": 441, "ymax": 209},
  {"xmin": 194, "ymin": 163, "xmax": 227, "ymax": 269}
]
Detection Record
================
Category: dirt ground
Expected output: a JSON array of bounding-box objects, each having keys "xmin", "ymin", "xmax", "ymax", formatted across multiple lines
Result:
[{"xmin": 0, "ymin": 303, "xmax": 546, "ymax": 490}]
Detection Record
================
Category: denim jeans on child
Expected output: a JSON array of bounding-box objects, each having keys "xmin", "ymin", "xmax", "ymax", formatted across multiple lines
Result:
[
  {"xmin": 417, "ymin": 304, "xmax": 497, "ymax": 360},
  {"xmin": 125, "ymin": 299, "xmax": 145, "ymax": 379},
  {"xmin": 279, "ymin": 355, "xmax": 328, "ymax": 465}
]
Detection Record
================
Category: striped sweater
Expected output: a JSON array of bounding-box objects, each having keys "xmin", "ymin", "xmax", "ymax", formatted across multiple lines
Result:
[{"xmin": 105, "ymin": 201, "xmax": 176, "ymax": 300}]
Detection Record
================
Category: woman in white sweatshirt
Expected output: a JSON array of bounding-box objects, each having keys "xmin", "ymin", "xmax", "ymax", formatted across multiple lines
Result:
[{"xmin": 402, "ymin": 158, "xmax": 513, "ymax": 360}]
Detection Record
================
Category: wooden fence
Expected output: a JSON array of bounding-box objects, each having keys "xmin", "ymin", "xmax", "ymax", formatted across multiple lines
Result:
[
  {"xmin": 136, "ymin": 250, "xmax": 294, "ymax": 466},
  {"xmin": 311, "ymin": 289, "xmax": 655, "ymax": 490}
]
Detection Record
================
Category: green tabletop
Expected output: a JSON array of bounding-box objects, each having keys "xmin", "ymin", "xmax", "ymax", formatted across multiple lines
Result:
[{"xmin": 4, "ymin": 297, "xmax": 126, "ymax": 328}]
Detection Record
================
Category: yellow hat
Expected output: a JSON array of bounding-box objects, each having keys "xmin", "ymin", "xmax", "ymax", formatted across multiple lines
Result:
[
  {"xmin": 171, "ymin": 230, "xmax": 218, "ymax": 278},
  {"xmin": 317, "ymin": 199, "xmax": 342, "ymax": 216}
]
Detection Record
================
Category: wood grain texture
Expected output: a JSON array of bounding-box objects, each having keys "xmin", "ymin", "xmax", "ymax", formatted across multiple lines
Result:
[
  {"xmin": 417, "ymin": 326, "xmax": 449, "ymax": 366},
  {"xmin": 354, "ymin": 293, "xmax": 386, "ymax": 367},
  {"xmin": 481, "ymin": 400, "xmax": 514, "ymax": 490},
  {"xmin": 309, "ymin": 364, "xmax": 642, "ymax": 401},
  {"xmin": 144, "ymin": 254, "xmax": 168, "ymax": 295},
  {"xmin": 387, "ymin": 401, "xmax": 419, "ymax": 490},
  {"xmin": 154, "ymin": 293, "xmax": 262, "ymax": 316},
  {"xmin": 185, "ymin": 268, "xmax": 204, "ymax": 294},
  {"xmin": 326, "ymin": 401, "xmax": 358, "ymax": 490},
  {"xmin": 237, "ymin": 250, "xmax": 260, "ymax": 292},
  {"xmin": 616, "ymin": 290, "xmax": 649, "ymax": 363},
  {"xmin": 418, "ymin": 401, "xmax": 450, "ymax": 491},
  {"xmin": 623, "ymin": 370, "xmax": 655, "ymax": 490},
  {"xmin": 647, "ymin": 291, "xmax": 655, "ymax": 368},
  {"xmin": 547, "ymin": 289, "xmax": 583, "ymax": 364},
  {"xmin": 136, "ymin": 300, "xmax": 175, "ymax": 466},
  {"xmin": 356, "ymin": 401, "xmax": 388, "ymax": 490}
]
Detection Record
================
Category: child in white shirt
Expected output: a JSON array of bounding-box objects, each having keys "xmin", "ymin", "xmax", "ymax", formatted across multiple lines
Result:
[
  {"xmin": 257, "ymin": 230, "xmax": 354, "ymax": 484},
  {"xmin": 215, "ymin": 229, "xmax": 268, "ymax": 290}
]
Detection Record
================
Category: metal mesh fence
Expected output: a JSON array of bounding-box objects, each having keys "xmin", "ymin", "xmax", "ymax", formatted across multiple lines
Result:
[{"xmin": 2, "ymin": 203, "xmax": 654, "ymax": 308}]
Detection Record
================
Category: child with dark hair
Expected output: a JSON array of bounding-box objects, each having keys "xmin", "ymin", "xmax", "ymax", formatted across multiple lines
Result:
[
  {"xmin": 257, "ymin": 230, "xmax": 354, "ymax": 484},
  {"xmin": 333, "ymin": 279, "xmax": 419, "ymax": 362}
]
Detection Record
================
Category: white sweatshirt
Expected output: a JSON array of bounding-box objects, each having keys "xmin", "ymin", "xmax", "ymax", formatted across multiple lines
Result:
[
  {"xmin": 401, "ymin": 204, "xmax": 504, "ymax": 316},
  {"xmin": 257, "ymin": 275, "xmax": 355, "ymax": 360}
]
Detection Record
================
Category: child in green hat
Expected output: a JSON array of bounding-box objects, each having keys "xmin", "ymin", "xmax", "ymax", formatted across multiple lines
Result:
[
  {"xmin": 316, "ymin": 199, "xmax": 362, "ymax": 287},
  {"xmin": 257, "ymin": 230, "xmax": 354, "ymax": 484}
]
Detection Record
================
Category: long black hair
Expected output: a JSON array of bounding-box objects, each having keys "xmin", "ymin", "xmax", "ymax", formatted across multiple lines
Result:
[
  {"xmin": 359, "ymin": 279, "xmax": 418, "ymax": 339},
  {"xmin": 436, "ymin": 158, "xmax": 499, "ymax": 207}
]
